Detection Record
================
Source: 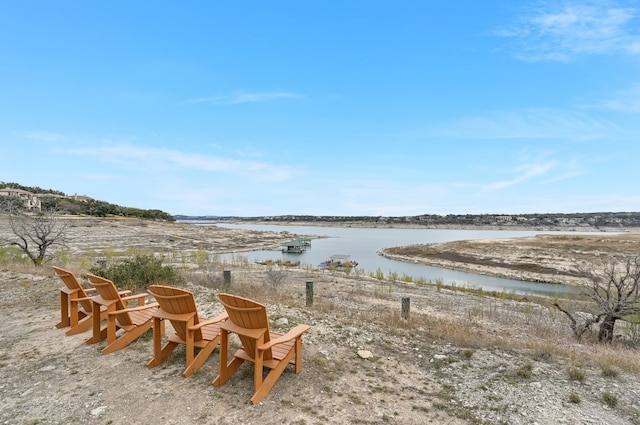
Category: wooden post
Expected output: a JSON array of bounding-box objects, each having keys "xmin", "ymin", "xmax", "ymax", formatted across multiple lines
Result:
[
  {"xmin": 223, "ymin": 270, "xmax": 231, "ymax": 286},
  {"xmin": 306, "ymin": 281, "xmax": 314, "ymax": 307},
  {"xmin": 401, "ymin": 297, "xmax": 410, "ymax": 320}
]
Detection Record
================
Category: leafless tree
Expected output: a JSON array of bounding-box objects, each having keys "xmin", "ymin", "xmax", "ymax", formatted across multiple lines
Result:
[
  {"xmin": 265, "ymin": 267, "xmax": 287, "ymax": 289},
  {"xmin": 553, "ymin": 302, "xmax": 601, "ymax": 339},
  {"xmin": 558, "ymin": 257, "xmax": 640, "ymax": 343},
  {"xmin": 1, "ymin": 203, "xmax": 68, "ymax": 266}
]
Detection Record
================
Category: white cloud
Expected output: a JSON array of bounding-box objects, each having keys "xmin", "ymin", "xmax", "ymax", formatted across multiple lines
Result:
[
  {"xmin": 63, "ymin": 142, "xmax": 296, "ymax": 182},
  {"xmin": 495, "ymin": 0, "xmax": 640, "ymax": 61},
  {"xmin": 186, "ymin": 91, "xmax": 304, "ymax": 105},
  {"xmin": 427, "ymin": 108, "xmax": 620, "ymax": 141},
  {"xmin": 597, "ymin": 83, "xmax": 640, "ymax": 113},
  {"xmin": 484, "ymin": 160, "xmax": 558, "ymax": 190}
]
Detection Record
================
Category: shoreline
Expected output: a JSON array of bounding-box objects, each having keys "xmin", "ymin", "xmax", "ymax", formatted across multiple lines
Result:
[{"xmin": 212, "ymin": 219, "xmax": 638, "ymax": 233}]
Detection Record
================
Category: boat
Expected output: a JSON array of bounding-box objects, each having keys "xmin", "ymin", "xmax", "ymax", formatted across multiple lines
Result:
[
  {"xmin": 318, "ymin": 254, "xmax": 358, "ymax": 269},
  {"xmin": 256, "ymin": 259, "xmax": 301, "ymax": 267},
  {"xmin": 281, "ymin": 239, "xmax": 307, "ymax": 253}
]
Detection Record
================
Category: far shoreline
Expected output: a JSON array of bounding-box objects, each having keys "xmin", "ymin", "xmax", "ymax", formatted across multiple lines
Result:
[{"xmin": 205, "ymin": 219, "xmax": 638, "ymax": 234}]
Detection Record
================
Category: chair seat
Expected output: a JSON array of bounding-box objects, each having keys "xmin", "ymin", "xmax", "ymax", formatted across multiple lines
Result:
[{"xmin": 128, "ymin": 308, "xmax": 157, "ymax": 327}]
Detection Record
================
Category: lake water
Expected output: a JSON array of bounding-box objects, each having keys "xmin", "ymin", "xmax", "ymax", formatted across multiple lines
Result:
[{"xmin": 191, "ymin": 222, "xmax": 595, "ymax": 298}]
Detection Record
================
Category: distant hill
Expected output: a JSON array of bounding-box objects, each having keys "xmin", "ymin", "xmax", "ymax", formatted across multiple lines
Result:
[
  {"xmin": 0, "ymin": 182, "xmax": 174, "ymax": 222},
  {"xmin": 175, "ymin": 212, "xmax": 640, "ymax": 230}
]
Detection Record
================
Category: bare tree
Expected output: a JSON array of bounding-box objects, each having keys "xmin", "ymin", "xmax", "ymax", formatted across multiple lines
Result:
[
  {"xmin": 265, "ymin": 267, "xmax": 287, "ymax": 289},
  {"xmin": 553, "ymin": 302, "xmax": 601, "ymax": 339},
  {"xmin": 1, "ymin": 204, "xmax": 68, "ymax": 266},
  {"xmin": 559, "ymin": 257, "xmax": 640, "ymax": 343}
]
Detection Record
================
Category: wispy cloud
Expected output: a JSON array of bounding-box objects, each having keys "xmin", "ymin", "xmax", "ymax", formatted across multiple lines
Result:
[
  {"xmin": 484, "ymin": 159, "xmax": 558, "ymax": 190},
  {"xmin": 186, "ymin": 91, "xmax": 304, "ymax": 105},
  {"xmin": 427, "ymin": 108, "xmax": 620, "ymax": 141},
  {"xmin": 596, "ymin": 83, "xmax": 640, "ymax": 113},
  {"xmin": 63, "ymin": 142, "xmax": 296, "ymax": 182},
  {"xmin": 494, "ymin": 0, "xmax": 640, "ymax": 61}
]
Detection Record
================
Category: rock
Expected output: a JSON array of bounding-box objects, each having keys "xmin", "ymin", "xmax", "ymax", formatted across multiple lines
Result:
[
  {"xmin": 275, "ymin": 317, "xmax": 289, "ymax": 326},
  {"xmin": 90, "ymin": 406, "xmax": 107, "ymax": 417},
  {"xmin": 357, "ymin": 350, "xmax": 373, "ymax": 359}
]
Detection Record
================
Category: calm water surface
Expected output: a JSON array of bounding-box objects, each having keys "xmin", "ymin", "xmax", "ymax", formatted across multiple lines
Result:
[{"xmin": 194, "ymin": 222, "xmax": 595, "ymax": 297}]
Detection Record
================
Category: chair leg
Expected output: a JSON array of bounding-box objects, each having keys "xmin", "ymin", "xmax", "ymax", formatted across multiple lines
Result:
[
  {"xmin": 86, "ymin": 301, "xmax": 108, "ymax": 344},
  {"xmin": 251, "ymin": 349, "xmax": 296, "ymax": 404},
  {"xmin": 294, "ymin": 336, "xmax": 303, "ymax": 373},
  {"xmin": 102, "ymin": 322, "xmax": 152, "ymax": 354},
  {"xmin": 65, "ymin": 316, "xmax": 93, "ymax": 336},
  {"xmin": 147, "ymin": 318, "xmax": 176, "ymax": 368},
  {"xmin": 212, "ymin": 330, "xmax": 244, "ymax": 386},
  {"xmin": 184, "ymin": 339, "xmax": 217, "ymax": 377},
  {"xmin": 213, "ymin": 357, "xmax": 244, "ymax": 386},
  {"xmin": 56, "ymin": 292, "xmax": 70, "ymax": 329}
]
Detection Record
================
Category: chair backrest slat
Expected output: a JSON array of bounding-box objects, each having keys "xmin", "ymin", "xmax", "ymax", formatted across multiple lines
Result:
[
  {"xmin": 53, "ymin": 266, "xmax": 94, "ymax": 313},
  {"xmin": 86, "ymin": 274, "xmax": 133, "ymax": 326},
  {"xmin": 148, "ymin": 285, "xmax": 201, "ymax": 341},
  {"xmin": 219, "ymin": 293, "xmax": 272, "ymax": 360}
]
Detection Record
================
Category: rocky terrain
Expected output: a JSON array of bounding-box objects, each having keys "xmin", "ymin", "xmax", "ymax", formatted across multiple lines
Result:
[
  {"xmin": 381, "ymin": 232, "xmax": 640, "ymax": 287},
  {"xmin": 2, "ymin": 217, "xmax": 640, "ymax": 424}
]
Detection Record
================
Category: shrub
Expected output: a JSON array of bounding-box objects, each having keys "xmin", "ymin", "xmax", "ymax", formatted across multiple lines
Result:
[
  {"xmin": 0, "ymin": 246, "xmax": 28, "ymax": 266},
  {"xmin": 600, "ymin": 365, "xmax": 620, "ymax": 379},
  {"xmin": 461, "ymin": 349, "xmax": 474, "ymax": 360},
  {"xmin": 89, "ymin": 254, "xmax": 183, "ymax": 292},
  {"xmin": 515, "ymin": 362, "xmax": 533, "ymax": 379},
  {"xmin": 567, "ymin": 366, "xmax": 586, "ymax": 383},
  {"xmin": 602, "ymin": 391, "xmax": 618, "ymax": 408},
  {"xmin": 568, "ymin": 392, "xmax": 581, "ymax": 404}
]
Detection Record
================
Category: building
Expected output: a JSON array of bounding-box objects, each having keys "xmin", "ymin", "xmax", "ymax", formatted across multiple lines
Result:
[{"xmin": 0, "ymin": 188, "xmax": 42, "ymax": 212}]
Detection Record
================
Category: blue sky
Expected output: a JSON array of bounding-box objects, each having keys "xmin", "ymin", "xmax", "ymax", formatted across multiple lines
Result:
[{"xmin": 1, "ymin": 1, "xmax": 639, "ymax": 217}]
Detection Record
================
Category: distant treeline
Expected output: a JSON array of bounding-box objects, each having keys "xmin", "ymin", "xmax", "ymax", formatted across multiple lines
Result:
[
  {"xmin": 0, "ymin": 182, "xmax": 66, "ymax": 196},
  {"xmin": 176, "ymin": 212, "xmax": 640, "ymax": 229},
  {"xmin": 0, "ymin": 182, "xmax": 175, "ymax": 222},
  {"xmin": 43, "ymin": 197, "xmax": 175, "ymax": 222}
]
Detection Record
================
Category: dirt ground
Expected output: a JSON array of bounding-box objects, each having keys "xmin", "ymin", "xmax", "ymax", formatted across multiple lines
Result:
[
  {"xmin": 2, "ymin": 217, "xmax": 640, "ymax": 425},
  {"xmin": 381, "ymin": 232, "xmax": 640, "ymax": 287}
]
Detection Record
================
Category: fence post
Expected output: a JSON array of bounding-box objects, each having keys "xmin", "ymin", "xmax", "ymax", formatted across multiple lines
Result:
[
  {"xmin": 223, "ymin": 270, "xmax": 231, "ymax": 286},
  {"xmin": 306, "ymin": 281, "xmax": 314, "ymax": 307},
  {"xmin": 401, "ymin": 297, "xmax": 410, "ymax": 320}
]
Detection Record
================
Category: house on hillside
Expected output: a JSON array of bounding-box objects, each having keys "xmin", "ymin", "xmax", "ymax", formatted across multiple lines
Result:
[
  {"xmin": 0, "ymin": 188, "xmax": 41, "ymax": 212},
  {"xmin": 72, "ymin": 193, "xmax": 93, "ymax": 202}
]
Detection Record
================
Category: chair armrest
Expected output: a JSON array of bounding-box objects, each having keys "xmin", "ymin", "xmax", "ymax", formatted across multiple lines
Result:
[
  {"xmin": 117, "ymin": 290, "xmax": 132, "ymax": 296},
  {"xmin": 72, "ymin": 296, "xmax": 94, "ymax": 302},
  {"xmin": 108, "ymin": 302, "xmax": 159, "ymax": 315},
  {"xmin": 85, "ymin": 288, "xmax": 97, "ymax": 294},
  {"xmin": 220, "ymin": 321, "xmax": 267, "ymax": 339},
  {"xmin": 258, "ymin": 324, "xmax": 311, "ymax": 351},
  {"xmin": 121, "ymin": 292, "xmax": 148, "ymax": 302},
  {"xmin": 188, "ymin": 312, "xmax": 228, "ymax": 331}
]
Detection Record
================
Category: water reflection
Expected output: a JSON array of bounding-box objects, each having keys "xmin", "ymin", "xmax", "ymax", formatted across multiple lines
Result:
[{"xmin": 193, "ymin": 222, "xmax": 591, "ymax": 298}]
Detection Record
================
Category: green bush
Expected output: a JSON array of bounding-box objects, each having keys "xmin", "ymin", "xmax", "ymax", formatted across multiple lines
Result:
[
  {"xmin": 567, "ymin": 366, "xmax": 586, "ymax": 383},
  {"xmin": 0, "ymin": 246, "xmax": 29, "ymax": 266},
  {"xmin": 89, "ymin": 254, "xmax": 184, "ymax": 292},
  {"xmin": 602, "ymin": 391, "xmax": 618, "ymax": 408},
  {"xmin": 568, "ymin": 392, "xmax": 581, "ymax": 404}
]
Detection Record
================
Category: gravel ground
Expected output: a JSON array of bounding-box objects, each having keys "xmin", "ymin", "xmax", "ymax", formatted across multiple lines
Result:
[{"xmin": 2, "ymin": 217, "xmax": 640, "ymax": 424}]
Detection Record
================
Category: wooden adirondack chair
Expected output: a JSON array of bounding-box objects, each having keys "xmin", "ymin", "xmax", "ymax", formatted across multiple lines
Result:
[
  {"xmin": 212, "ymin": 293, "xmax": 311, "ymax": 404},
  {"xmin": 85, "ymin": 273, "xmax": 160, "ymax": 354},
  {"xmin": 146, "ymin": 285, "xmax": 229, "ymax": 377},
  {"xmin": 53, "ymin": 266, "xmax": 133, "ymax": 336}
]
